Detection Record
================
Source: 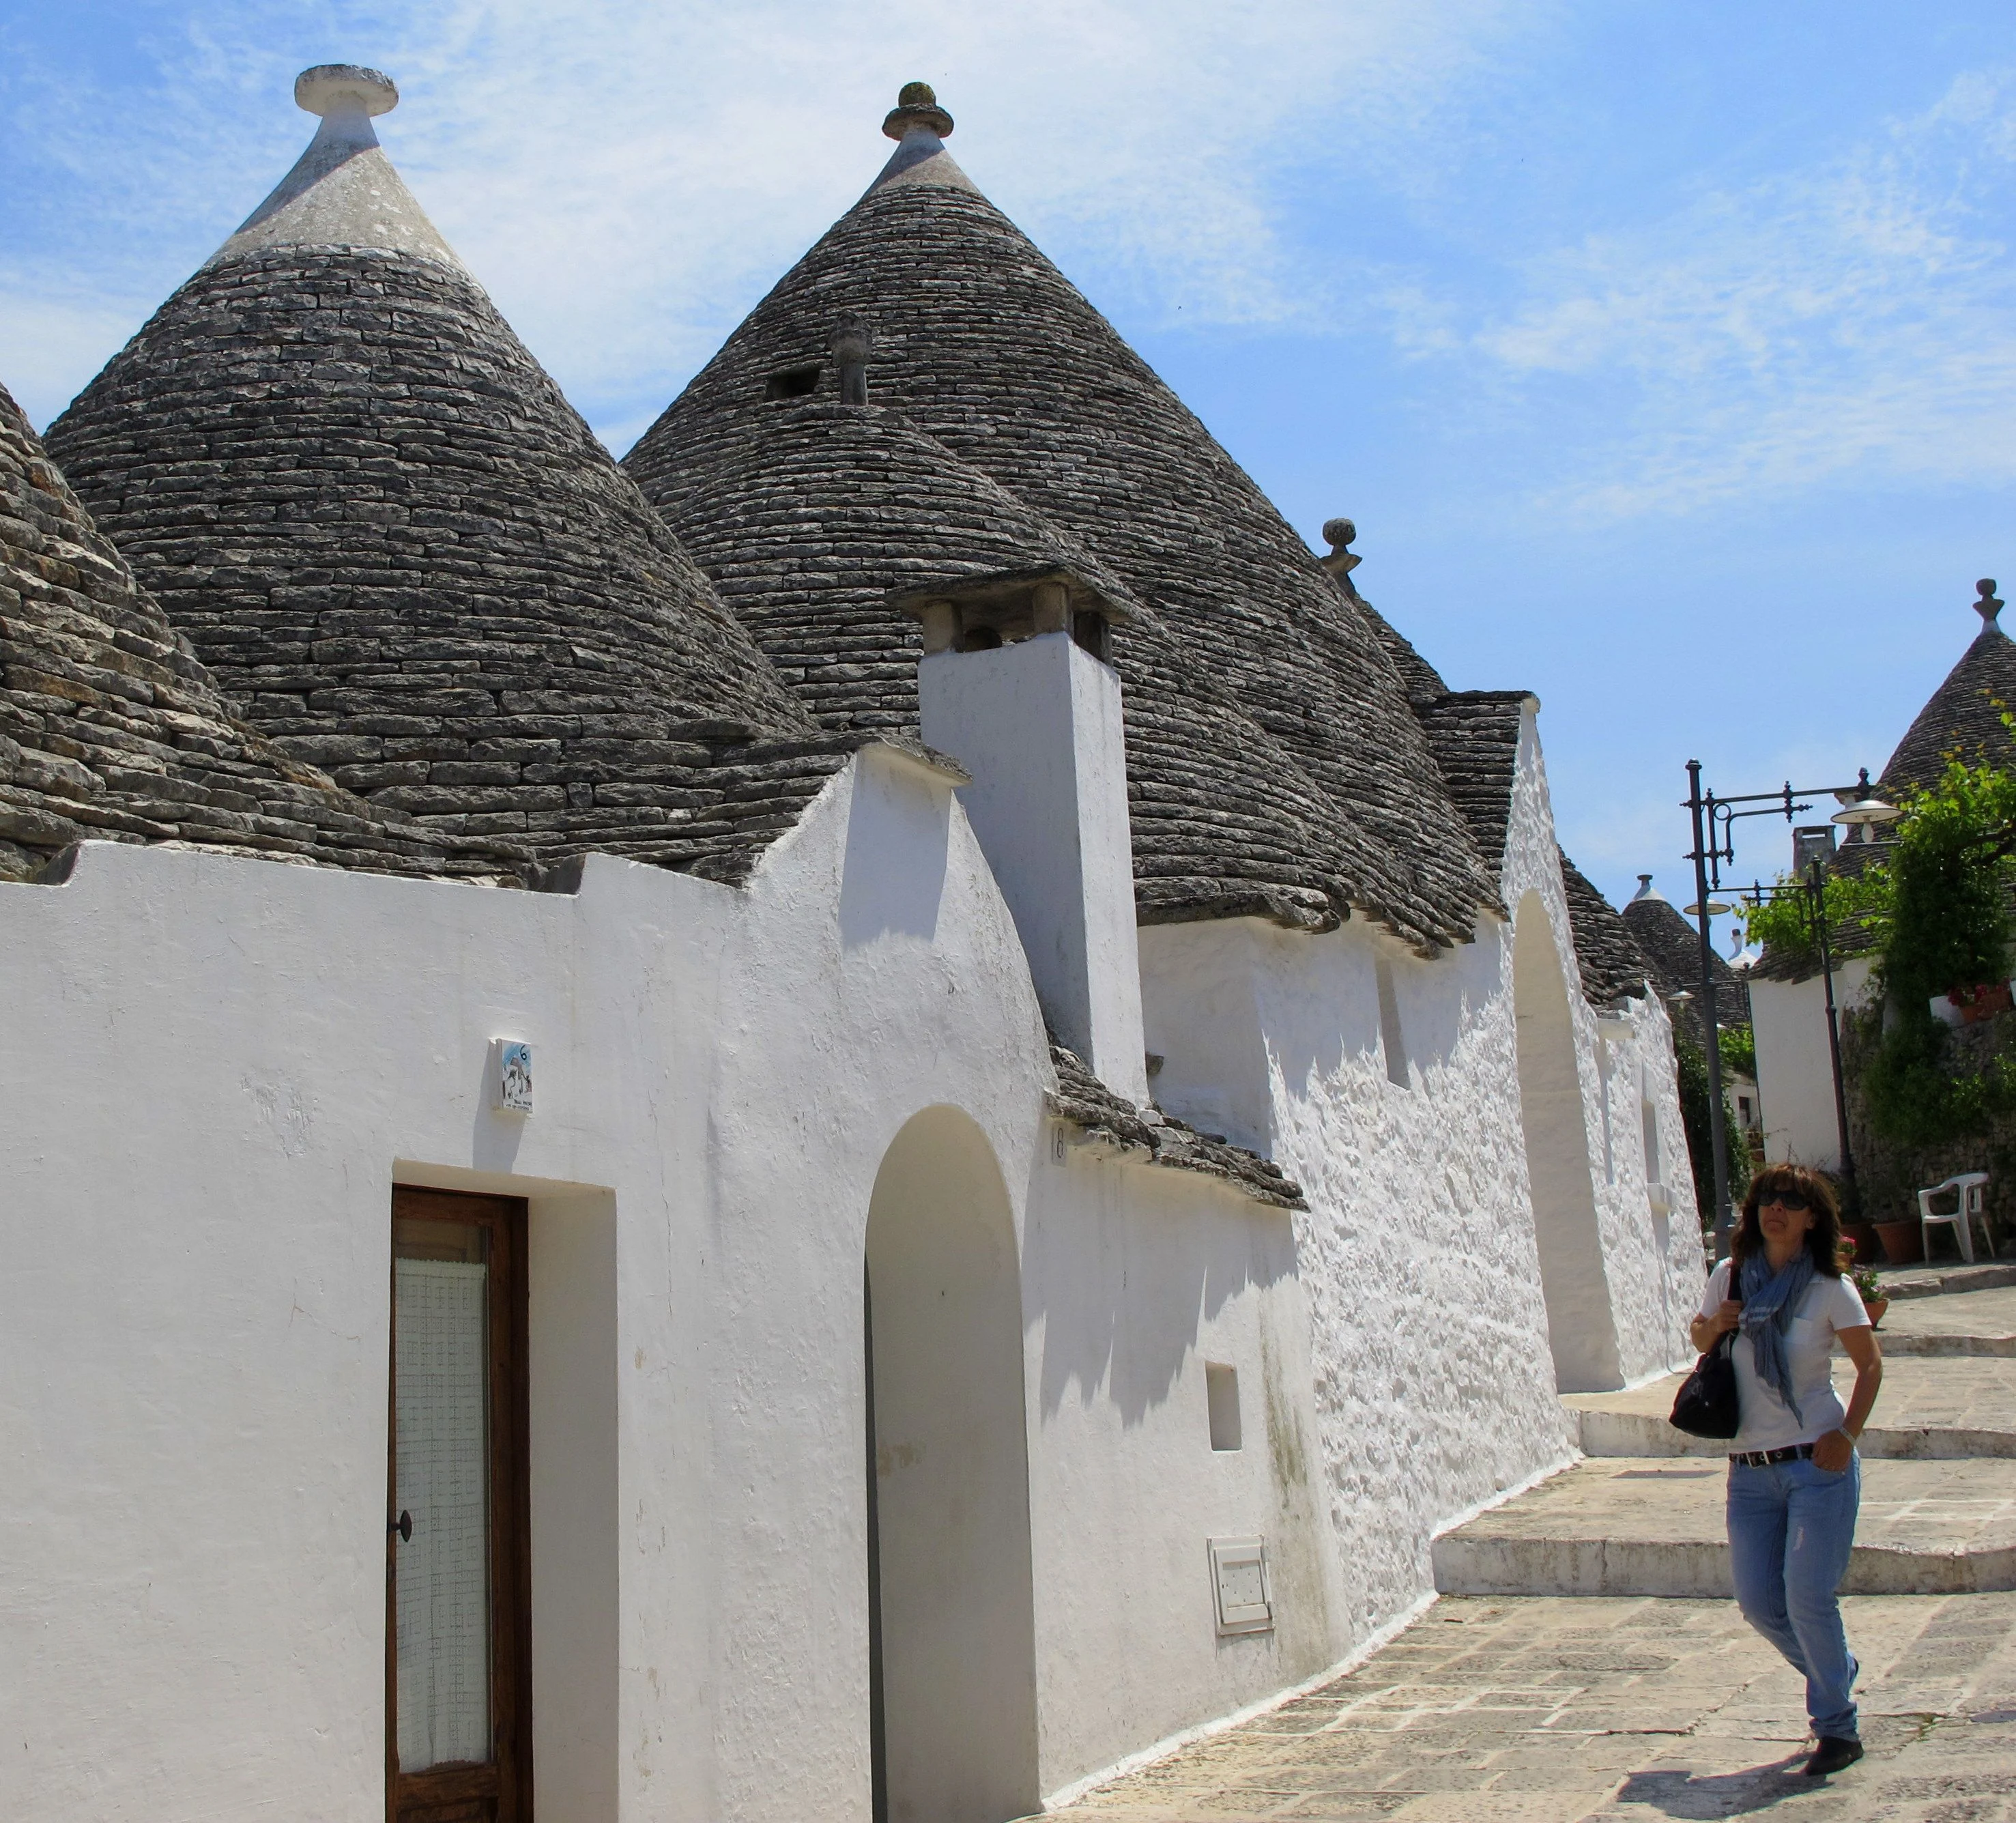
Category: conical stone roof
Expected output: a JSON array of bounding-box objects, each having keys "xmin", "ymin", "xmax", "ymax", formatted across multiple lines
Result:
[
  {"xmin": 625, "ymin": 86, "xmax": 1499, "ymax": 952},
  {"xmin": 1, "ymin": 377, "xmax": 504, "ymax": 882},
  {"xmin": 46, "ymin": 66, "xmax": 834, "ymax": 872},
  {"xmin": 664, "ymin": 399, "xmax": 1139, "ymax": 730},
  {"xmin": 1882, "ymin": 580, "xmax": 2016, "ymax": 796}
]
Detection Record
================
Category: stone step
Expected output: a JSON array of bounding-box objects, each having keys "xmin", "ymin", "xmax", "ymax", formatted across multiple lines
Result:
[
  {"xmin": 1432, "ymin": 1456, "xmax": 2016, "ymax": 1598},
  {"xmin": 1565, "ymin": 1353, "xmax": 2016, "ymax": 1459},
  {"xmin": 1877, "ymin": 1261, "xmax": 2016, "ymax": 1301},
  {"xmin": 1872, "ymin": 1283, "xmax": 2016, "ymax": 1356}
]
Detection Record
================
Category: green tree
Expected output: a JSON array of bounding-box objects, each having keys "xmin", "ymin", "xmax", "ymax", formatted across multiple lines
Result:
[{"xmin": 1856, "ymin": 751, "xmax": 2016, "ymax": 1147}]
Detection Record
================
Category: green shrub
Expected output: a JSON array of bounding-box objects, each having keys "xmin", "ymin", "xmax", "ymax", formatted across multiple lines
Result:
[{"xmin": 1675, "ymin": 1028, "xmax": 1752, "ymax": 1230}]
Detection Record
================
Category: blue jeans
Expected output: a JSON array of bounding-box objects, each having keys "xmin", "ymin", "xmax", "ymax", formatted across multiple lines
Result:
[{"xmin": 1727, "ymin": 1452, "xmax": 1862, "ymax": 1739}]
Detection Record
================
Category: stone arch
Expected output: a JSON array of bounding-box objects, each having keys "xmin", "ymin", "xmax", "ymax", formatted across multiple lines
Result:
[
  {"xmin": 864, "ymin": 1106, "xmax": 1039, "ymax": 1823},
  {"xmin": 1513, "ymin": 890, "xmax": 1624, "ymax": 1392}
]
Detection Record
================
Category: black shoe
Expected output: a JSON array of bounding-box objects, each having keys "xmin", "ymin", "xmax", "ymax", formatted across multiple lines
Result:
[{"xmin": 1804, "ymin": 1736, "xmax": 1864, "ymax": 1777}]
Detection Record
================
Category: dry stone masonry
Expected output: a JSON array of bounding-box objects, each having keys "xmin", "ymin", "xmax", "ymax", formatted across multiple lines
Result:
[
  {"xmin": 0, "ymin": 380, "xmax": 504, "ymax": 883},
  {"xmin": 42, "ymin": 75, "xmax": 867, "ymax": 885},
  {"xmin": 624, "ymin": 89, "xmax": 1504, "ymax": 954}
]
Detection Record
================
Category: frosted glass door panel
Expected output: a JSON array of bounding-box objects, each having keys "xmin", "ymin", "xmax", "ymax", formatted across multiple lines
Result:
[{"xmin": 394, "ymin": 1257, "xmax": 492, "ymax": 1771}]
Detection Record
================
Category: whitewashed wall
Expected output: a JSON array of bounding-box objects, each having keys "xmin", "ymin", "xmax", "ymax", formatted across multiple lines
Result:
[
  {"xmin": 1020, "ymin": 1145, "xmax": 1347, "ymax": 1798},
  {"xmin": 1751, "ymin": 960, "xmax": 1877, "ymax": 1171},
  {"xmin": 1139, "ymin": 703, "xmax": 1702, "ymax": 1647},
  {"xmin": 0, "ymin": 743, "xmax": 1338, "ymax": 1823}
]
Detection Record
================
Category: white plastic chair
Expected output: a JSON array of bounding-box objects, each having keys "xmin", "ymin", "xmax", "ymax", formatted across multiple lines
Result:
[{"xmin": 1918, "ymin": 1171, "xmax": 1991, "ymax": 1263}]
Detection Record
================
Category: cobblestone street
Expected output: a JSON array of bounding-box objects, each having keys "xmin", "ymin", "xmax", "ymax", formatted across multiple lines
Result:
[{"xmin": 1052, "ymin": 1594, "xmax": 2016, "ymax": 1821}]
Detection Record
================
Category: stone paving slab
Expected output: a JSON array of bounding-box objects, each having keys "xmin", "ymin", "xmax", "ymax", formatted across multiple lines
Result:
[
  {"xmin": 1432, "ymin": 1459, "xmax": 2016, "ymax": 1598},
  {"xmin": 1049, "ymin": 1592, "xmax": 2016, "ymax": 1820},
  {"xmin": 1871, "ymin": 1285, "xmax": 2016, "ymax": 1356},
  {"xmin": 1877, "ymin": 1261, "xmax": 2016, "ymax": 1302},
  {"xmin": 1566, "ymin": 1355, "xmax": 2016, "ymax": 1459}
]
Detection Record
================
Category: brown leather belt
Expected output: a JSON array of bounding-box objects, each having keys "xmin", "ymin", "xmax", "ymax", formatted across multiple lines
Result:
[{"xmin": 1729, "ymin": 1444, "xmax": 1815, "ymax": 1467}]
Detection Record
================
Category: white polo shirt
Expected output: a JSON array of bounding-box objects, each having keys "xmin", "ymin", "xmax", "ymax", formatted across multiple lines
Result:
[{"xmin": 1698, "ymin": 1258, "xmax": 1871, "ymax": 1452}]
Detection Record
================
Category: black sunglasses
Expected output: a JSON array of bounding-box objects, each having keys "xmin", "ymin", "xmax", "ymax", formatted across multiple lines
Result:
[{"xmin": 1757, "ymin": 1189, "xmax": 1812, "ymax": 1213}]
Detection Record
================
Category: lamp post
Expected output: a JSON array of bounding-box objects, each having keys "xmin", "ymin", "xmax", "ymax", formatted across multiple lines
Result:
[{"xmin": 1682, "ymin": 765, "xmax": 1899, "ymax": 1252}]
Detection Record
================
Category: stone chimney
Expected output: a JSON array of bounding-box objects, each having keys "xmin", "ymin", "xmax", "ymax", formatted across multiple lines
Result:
[
  {"xmin": 919, "ymin": 625, "xmax": 1149, "ymax": 1104},
  {"xmin": 831, "ymin": 313, "xmax": 872, "ymax": 406}
]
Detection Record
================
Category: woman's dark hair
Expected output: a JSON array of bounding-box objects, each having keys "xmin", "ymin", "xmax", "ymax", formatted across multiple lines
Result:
[{"xmin": 1731, "ymin": 1162, "xmax": 1843, "ymax": 1274}]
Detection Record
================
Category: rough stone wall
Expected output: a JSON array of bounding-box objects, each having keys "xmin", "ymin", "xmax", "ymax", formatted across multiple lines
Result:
[
  {"xmin": 1138, "ymin": 701, "xmax": 1701, "ymax": 1644},
  {"xmin": 1499, "ymin": 703, "xmax": 1704, "ymax": 1384},
  {"xmin": 1843, "ymin": 1004, "xmax": 2016, "ymax": 1244},
  {"xmin": 1140, "ymin": 909, "xmax": 1574, "ymax": 1642}
]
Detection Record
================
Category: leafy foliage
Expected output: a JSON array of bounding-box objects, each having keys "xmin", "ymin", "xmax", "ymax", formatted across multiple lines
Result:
[
  {"xmin": 1675, "ymin": 1028, "xmax": 1752, "ymax": 1231},
  {"xmin": 1744, "ymin": 870, "xmax": 1880, "ymax": 976},
  {"xmin": 1718, "ymin": 1023, "xmax": 1757, "ymax": 1080},
  {"xmin": 1852, "ymin": 743, "xmax": 2016, "ymax": 1147}
]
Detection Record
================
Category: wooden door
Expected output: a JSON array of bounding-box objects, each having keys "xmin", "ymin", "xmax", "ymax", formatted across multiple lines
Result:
[{"xmin": 387, "ymin": 1187, "xmax": 532, "ymax": 1822}]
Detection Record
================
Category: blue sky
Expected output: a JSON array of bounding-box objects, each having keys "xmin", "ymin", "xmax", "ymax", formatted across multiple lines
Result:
[{"xmin": 3, "ymin": 1, "xmax": 2011, "ymax": 937}]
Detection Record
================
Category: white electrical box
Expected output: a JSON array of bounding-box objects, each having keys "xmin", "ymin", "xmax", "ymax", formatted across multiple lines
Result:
[{"xmin": 1209, "ymin": 1536, "xmax": 1272, "ymax": 1635}]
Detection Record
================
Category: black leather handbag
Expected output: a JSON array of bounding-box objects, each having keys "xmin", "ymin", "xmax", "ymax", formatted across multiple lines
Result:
[{"xmin": 1669, "ymin": 1331, "xmax": 1741, "ymax": 1439}]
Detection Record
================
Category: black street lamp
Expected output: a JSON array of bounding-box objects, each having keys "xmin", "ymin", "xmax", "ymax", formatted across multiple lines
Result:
[{"xmin": 1682, "ymin": 765, "xmax": 1899, "ymax": 1253}]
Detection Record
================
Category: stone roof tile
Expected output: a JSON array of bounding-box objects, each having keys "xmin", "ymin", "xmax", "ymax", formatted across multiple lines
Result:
[
  {"xmin": 1047, "ymin": 1041, "xmax": 1306, "ymax": 1210},
  {"xmin": 624, "ymin": 89, "xmax": 1499, "ymax": 953},
  {"xmin": 44, "ymin": 76, "xmax": 841, "ymax": 881},
  {"xmin": 1558, "ymin": 857, "xmax": 1652, "ymax": 1007},
  {"xmin": 0, "ymin": 378, "xmax": 508, "ymax": 883},
  {"xmin": 1882, "ymin": 582, "xmax": 2016, "ymax": 796}
]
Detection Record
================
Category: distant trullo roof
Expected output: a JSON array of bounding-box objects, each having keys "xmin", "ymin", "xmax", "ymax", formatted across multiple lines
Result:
[
  {"xmin": 624, "ymin": 84, "xmax": 1500, "ymax": 952},
  {"xmin": 1623, "ymin": 875, "xmax": 1750, "ymax": 1031},
  {"xmin": 45, "ymin": 66, "xmax": 856, "ymax": 882},
  {"xmin": 0, "ymin": 377, "xmax": 503, "ymax": 882},
  {"xmin": 1881, "ymin": 579, "xmax": 2016, "ymax": 796}
]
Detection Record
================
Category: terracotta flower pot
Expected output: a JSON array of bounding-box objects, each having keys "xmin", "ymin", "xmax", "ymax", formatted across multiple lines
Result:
[
  {"xmin": 1862, "ymin": 1295, "xmax": 1889, "ymax": 1329},
  {"xmin": 1873, "ymin": 1220, "xmax": 1923, "ymax": 1266}
]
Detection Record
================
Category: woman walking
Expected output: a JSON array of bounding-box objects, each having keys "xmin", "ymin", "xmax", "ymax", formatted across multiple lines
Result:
[{"xmin": 1692, "ymin": 1162, "xmax": 1884, "ymax": 1778}]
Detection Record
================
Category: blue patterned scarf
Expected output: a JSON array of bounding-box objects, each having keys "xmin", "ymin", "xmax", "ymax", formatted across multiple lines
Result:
[{"xmin": 1738, "ymin": 1248, "xmax": 1818, "ymax": 1422}]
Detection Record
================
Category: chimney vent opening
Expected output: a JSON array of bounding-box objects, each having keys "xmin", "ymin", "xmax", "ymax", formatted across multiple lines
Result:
[
  {"xmin": 764, "ymin": 362, "xmax": 822, "ymax": 401},
  {"xmin": 1073, "ymin": 612, "xmax": 1112, "ymax": 665}
]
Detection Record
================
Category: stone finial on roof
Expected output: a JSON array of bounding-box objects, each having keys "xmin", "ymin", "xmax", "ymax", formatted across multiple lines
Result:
[
  {"xmin": 295, "ymin": 63, "xmax": 399, "ymax": 118},
  {"xmin": 1630, "ymin": 873, "xmax": 1663, "ymax": 904},
  {"xmin": 884, "ymin": 81, "xmax": 954, "ymax": 140},
  {"xmin": 831, "ymin": 313, "xmax": 873, "ymax": 405},
  {"xmin": 207, "ymin": 63, "xmax": 463, "ymax": 271},
  {"xmin": 1319, "ymin": 517, "xmax": 1361, "ymax": 582},
  {"xmin": 1977, "ymin": 578, "xmax": 2003, "ymax": 629},
  {"xmin": 867, "ymin": 81, "xmax": 975, "ymax": 196}
]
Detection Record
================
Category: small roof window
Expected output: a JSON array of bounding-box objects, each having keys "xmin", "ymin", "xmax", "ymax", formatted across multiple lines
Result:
[{"xmin": 764, "ymin": 362, "xmax": 822, "ymax": 401}]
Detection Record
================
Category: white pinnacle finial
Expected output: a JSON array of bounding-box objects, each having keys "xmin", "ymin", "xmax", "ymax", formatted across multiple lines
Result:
[
  {"xmin": 295, "ymin": 64, "xmax": 398, "ymax": 119},
  {"xmin": 205, "ymin": 64, "xmax": 463, "ymax": 274},
  {"xmin": 1976, "ymin": 579, "xmax": 2003, "ymax": 629}
]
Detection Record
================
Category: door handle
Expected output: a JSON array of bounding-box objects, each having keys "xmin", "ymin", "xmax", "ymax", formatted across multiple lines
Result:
[{"xmin": 390, "ymin": 1510, "xmax": 412, "ymax": 1542}]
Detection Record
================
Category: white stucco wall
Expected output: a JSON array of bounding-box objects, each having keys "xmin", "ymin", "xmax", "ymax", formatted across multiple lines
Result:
[
  {"xmin": 0, "ymin": 741, "xmax": 1340, "ymax": 1822},
  {"xmin": 1751, "ymin": 960, "xmax": 1877, "ymax": 1171},
  {"xmin": 1138, "ymin": 702, "xmax": 1702, "ymax": 1646},
  {"xmin": 1020, "ymin": 1145, "xmax": 1345, "ymax": 1796}
]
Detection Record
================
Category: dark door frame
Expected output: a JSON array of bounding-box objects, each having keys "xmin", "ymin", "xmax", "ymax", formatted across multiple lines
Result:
[{"xmin": 387, "ymin": 1185, "xmax": 534, "ymax": 1823}]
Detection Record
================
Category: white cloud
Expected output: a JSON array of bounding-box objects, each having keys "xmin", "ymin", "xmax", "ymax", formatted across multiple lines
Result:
[
  {"xmin": 1453, "ymin": 69, "xmax": 2016, "ymax": 518},
  {"xmin": 0, "ymin": 0, "xmax": 1542, "ymax": 432}
]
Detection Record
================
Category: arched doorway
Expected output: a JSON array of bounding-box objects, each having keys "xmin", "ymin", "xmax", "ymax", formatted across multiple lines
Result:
[
  {"xmin": 864, "ymin": 1107, "xmax": 1039, "ymax": 1823},
  {"xmin": 1513, "ymin": 891, "xmax": 1624, "ymax": 1392}
]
